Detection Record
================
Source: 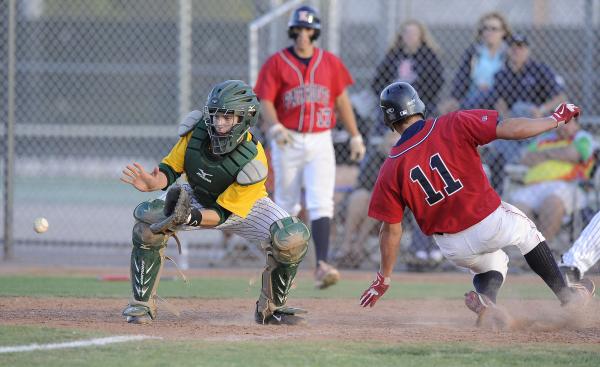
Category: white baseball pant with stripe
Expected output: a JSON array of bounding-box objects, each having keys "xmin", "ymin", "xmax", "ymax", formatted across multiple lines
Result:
[
  {"xmin": 561, "ymin": 210, "xmax": 600, "ymax": 275},
  {"xmin": 162, "ymin": 184, "xmax": 291, "ymax": 246}
]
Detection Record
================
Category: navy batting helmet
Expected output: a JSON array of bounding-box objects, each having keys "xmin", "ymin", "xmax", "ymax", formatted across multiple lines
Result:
[
  {"xmin": 379, "ymin": 82, "xmax": 426, "ymax": 131},
  {"xmin": 288, "ymin": 5, "xmax": 321, "ymax": 41}
]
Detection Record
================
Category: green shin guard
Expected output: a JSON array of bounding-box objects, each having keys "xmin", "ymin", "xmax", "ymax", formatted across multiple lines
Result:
[
  {"xmin": 256, "ymin": 217, "xmax": 310, "ymax": 324},
  {"xmin": 123, "ymin": 203, "xmax": 169, "ymax": 322}
]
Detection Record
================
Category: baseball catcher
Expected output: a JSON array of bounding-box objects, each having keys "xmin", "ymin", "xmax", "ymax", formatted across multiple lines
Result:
[{"xmin": 120, "ymin": 80, "xmax": 310, "ymax": 325}]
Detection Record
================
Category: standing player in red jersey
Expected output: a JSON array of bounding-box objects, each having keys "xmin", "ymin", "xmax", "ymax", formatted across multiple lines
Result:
[
  {"xmin": 359, "ymin": 81, "xmax": 594, "ymax": 326},
  {"xmin": 255, "ymin": 5, "xmax": 366, "ymax": 289}
]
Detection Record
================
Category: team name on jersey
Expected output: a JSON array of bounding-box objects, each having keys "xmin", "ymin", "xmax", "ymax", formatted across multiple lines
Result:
[{"xmin": 284, "ymin": 84, "xmax": 330, "ymax": 110}]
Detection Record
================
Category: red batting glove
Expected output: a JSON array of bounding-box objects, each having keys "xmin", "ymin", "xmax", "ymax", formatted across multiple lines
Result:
[
  {"xmin": 550, "ymin": 103, "xmax": 581, "ymax": 127},
  {"xmin": 360, "ymin": 272, "xmax": 390, "ymax": 308}
]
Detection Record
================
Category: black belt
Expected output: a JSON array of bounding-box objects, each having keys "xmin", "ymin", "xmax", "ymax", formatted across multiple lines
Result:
[{"xmin": 434, "ymin": 232, "xmax": 445, "ymax": 235}]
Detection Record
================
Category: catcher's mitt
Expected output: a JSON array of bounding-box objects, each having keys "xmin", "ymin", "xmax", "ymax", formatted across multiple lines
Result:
[{"xmin": 150, "ymin": 185, "xmax": 191, "ymax": 234}]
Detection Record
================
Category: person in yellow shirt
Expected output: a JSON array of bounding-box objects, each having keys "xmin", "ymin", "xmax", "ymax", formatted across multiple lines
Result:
[
  {"xmin": 120, "ymin": 80, "xmax": 310, "ymax": 326},
  {"xmin": 511, "ymin": 117, "xmax": 596, "ymax": 243}
]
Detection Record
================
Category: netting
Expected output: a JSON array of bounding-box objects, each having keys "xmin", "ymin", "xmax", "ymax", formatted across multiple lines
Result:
[{"xmin": 1, "ymin": 0, "xmax": 599, "ymax": 269}]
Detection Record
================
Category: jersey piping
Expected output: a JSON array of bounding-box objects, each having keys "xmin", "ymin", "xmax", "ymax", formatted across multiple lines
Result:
[
  {"xmin": 389, "ymin": 118, "xmax": 439, "ymax": 159},
  {"xmin": 308, "ymin": 49, "xmax": 323, "ymax": 132},
  {"xmin": 279, "ymin": 50, "xmax": 306, "ymax": 132},
  {"xmin": 278, "ymin": 48, "xmax": 324, "ymax": 133}
]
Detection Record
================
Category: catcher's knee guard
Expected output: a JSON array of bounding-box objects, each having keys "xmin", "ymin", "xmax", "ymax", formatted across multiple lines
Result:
[
  {"xmin": 123, "ymin": 200, "xmax": 169, "ymax": 321},
  {"xmin": 256, "ymin": 217, "xmax": 310, "ymax": 323}
]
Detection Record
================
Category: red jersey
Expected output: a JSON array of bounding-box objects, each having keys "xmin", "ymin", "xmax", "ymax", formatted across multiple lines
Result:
[
  {"xmin": 368, "ymin": 110, "xmax": 501, "ymax": 235},
  {"xmin": 254, "ymin": 47, "xmax": 353, "ymax": 133}
]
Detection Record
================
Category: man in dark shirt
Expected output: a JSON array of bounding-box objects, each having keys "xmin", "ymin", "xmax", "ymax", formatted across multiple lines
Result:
[
  {"xmin": 492, "ymin": 34, "xmax": 566, "ymax": 121},
  {"xmin": 484, "ymin": 34, "xmax": 568, "ymax": 192}
]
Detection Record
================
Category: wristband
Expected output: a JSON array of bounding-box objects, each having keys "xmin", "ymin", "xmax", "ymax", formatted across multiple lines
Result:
[{"xmin": 186, "ymin": 208, "xmax": 203, "ymax": 226}]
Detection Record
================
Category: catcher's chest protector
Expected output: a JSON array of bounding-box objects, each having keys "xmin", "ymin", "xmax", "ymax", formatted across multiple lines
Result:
[{"xmin": 184, "ymin": 124, "xmax": 257, "ymax": 207}]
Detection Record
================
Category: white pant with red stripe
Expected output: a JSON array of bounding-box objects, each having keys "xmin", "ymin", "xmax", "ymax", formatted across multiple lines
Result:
[
  {"xmin": 270, "ymin": 129, "xmax": 335, "ymax": 221},
  {"xmin": 433, "ymin": 201, "xmax": 545, "ymax": 279}
]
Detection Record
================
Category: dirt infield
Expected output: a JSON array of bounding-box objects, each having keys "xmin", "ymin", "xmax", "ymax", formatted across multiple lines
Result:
[
  {"xmin": 2, "ymin": 297, "xmax": 600, "ymax": 345},
  {"xmin": 2, "ymin": 268, "xmax": 600, "ymax": 345},
  {"xmin": 0, "ymin": 268, "xmax": 600, "ymax": 345}
]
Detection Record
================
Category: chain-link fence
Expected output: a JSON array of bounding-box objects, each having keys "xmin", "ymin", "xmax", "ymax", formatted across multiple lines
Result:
[{"xmin": 2, "ymin": 0, "xmax": 600, "ymax": 270}]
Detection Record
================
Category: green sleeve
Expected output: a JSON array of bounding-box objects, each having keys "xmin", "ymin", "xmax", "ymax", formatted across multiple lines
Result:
[
  {"xmin": 158, "ymin": 163, "xmax": 181, "ymax": 190},
  {"xmin": 573, "ymin": 132, "xmax": 594, "ymax": 161}
]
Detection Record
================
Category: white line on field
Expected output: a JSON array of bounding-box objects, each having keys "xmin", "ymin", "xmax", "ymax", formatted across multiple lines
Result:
[{"xmin": 0, "ymin": 335, "xmax": 161, "ymax": 354}]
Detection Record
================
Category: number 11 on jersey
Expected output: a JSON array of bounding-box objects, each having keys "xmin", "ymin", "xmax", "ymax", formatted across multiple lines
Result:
[{"xmin": 410, "ymin": 153, "xmax": 463, "ymax": 205}]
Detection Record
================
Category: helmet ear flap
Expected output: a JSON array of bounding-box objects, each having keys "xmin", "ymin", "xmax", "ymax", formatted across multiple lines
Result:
[
  {"xmin": 379, "ymin": 82, "xmax": 426, "ymax": 129},
  {"xmin": 288, "ymin": 28, "xmax": 297, "ymax": 40},
  {"xmin": 311, "ymin": 29, "xmax": 320, "ymax": 41},
  {"xmin": 288, "ymin": 29, "xmax": 320, "ymax": 41}
]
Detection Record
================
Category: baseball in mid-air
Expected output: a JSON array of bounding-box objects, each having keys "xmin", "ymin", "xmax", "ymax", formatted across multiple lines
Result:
[{"xmin": 33, "ymin": 217, "xmax": 49, "ymax": 233}]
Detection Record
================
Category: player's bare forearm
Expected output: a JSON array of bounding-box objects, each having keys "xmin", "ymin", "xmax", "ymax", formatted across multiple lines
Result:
[
  {"xmin": 497, "ymin": 102, "xmax": 580, "ymax": 140},
  {"xmin": 260, "ymin": 101, "xmax": 281, "ymax": 131},
  {"xmin": 335, "ymin": 90, "xmax": 361, "ymax": 137},
  {"xmin": 496, "ymin": 116, "xmax": 558, "ymax": 140},
  {"xmin": 198, "ymin": 209, "xmax": 222, "ymax": 227},
  {"xmin": 378, "ymin": 221, "xmax": 403, "ymax": 277}
]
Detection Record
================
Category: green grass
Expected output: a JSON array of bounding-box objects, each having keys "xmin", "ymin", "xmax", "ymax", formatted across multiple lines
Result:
[
  {"xmin": 1, "ymin": 276, "xmax": 598, "ymax": 366},
  {"xmin": 1, "ymin": 326, "xmax": 599, "ymax": 367},
  {"xmin": 0, "ymin": 325, "xmax": 103, "ymax": 346},
  {"xmin": 0, "ymin": 275, "xmax": 557, "ymax": 300}
]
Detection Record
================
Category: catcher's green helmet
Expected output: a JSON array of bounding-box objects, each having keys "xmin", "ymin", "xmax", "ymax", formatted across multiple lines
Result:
[{"xmin": 204, "ymin": 80, "xmax": 260, "ymax": 155}]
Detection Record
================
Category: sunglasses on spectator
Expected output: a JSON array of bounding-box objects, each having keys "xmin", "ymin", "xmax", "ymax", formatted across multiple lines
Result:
[{"xmin": 482, "ymin": 25, "xmax": 503, "ymax": 32}]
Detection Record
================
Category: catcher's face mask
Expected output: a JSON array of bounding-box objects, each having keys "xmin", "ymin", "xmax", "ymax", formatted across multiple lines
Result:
[
  {"xmin": 203, "ymin": 80, "xmax": 260, "ymax": 155},
  {"xmin": 205, "ymin": 107, "xmax": 249, "ymax": 155},
  {"xmin": 211, "ymin": 110, "xmax": 240, "ymax": 136}
]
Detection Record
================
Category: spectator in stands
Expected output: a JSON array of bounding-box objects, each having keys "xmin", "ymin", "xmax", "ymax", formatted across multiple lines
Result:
[
  {"xmin": 336, "ymin": 123, "xmax": 397, "ymax": 267},
  {"xmin": 371, "ymin": 19, "xmax": 444, "ymax": 111},
  {"xmin": 339, "ymin": 18, "xmax": 445, "ymax": 266},
  {"xmin": 511, "ymin": 117, "xmax": 596, "ymax": 245},
  {"xmin": 484, "ymin": 34, "xmax": 568, "ymax": 191},
  {"xmin": 439, "ymin": 12, "xmax": 511, "ymax": 113},
  {"xmin": 492, "ymin": 34, "xmax": 566, "ymax": 121}
]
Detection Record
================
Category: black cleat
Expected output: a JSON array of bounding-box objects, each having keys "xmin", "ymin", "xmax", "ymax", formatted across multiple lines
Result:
[
  {"xmin": 255, "ymin": 304, "xmax": 307, "ymax": 326},
  {"xmin": 559, "ymin": 265, "xmax": 582, "ymax": 286}
]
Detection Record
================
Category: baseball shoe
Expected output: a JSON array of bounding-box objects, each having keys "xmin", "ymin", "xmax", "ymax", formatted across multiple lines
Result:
[
  {"xmin": 123, "ymin": 304, "xmax": 153, "ymax": 325},
  {"xmin": 126, "ymin": 314, "xmax": 153, "ymax": 324},
  {"xmin": 254, "ymin": 306, "xmax": 306, "ymax": 326},
  {"xmin": 464, "ymin": 291, "xmax": 513, "ymax": 329},
  {"xmin": 563, "ymin": 278, "xmax": 595, "ymax": 308},
  {"xmin": 559, "ymin": 265, "xmax": 582, "ymax": 286},
  {"xmin": 314, "ymin": 260, "xmax": 340, "ymax": 289}
]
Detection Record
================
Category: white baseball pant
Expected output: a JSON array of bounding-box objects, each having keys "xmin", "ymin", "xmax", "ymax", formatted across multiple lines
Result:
[
  {"xmin": 270, "ymin": 129, "xmax": 335, "ymax": 221},
  {"xmin": 433, "ymin": 201, "xmax": 545, "ymax": 279}
]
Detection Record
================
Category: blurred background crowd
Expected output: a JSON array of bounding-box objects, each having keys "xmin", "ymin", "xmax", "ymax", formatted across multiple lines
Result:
[{"xmin": 1, "ymin": 0, "xmax": 599, "ymax": 273}]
